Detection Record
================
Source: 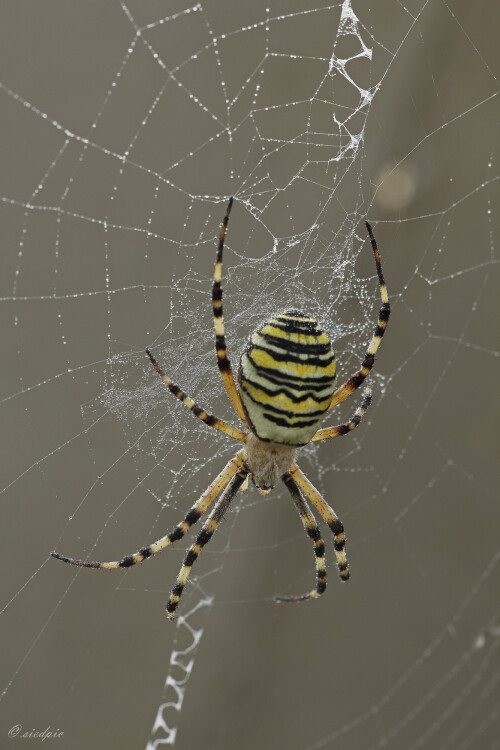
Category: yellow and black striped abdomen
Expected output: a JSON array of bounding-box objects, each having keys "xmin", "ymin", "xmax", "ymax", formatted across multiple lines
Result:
[{"xmin": 238, "ymin": 311, "xmax": 336, "ymax": 446}]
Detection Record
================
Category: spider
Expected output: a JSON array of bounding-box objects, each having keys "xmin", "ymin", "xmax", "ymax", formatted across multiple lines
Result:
[{"xmin": 52, "ymin": 197, "xmax": 390, "ymax": 620}]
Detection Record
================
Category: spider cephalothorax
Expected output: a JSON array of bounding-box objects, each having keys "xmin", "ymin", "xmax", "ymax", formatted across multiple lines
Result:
[
  {"xmin": 243, "ymin": 431, "xmax": 296, "ymax": 493},
  {"xmin": 52, "ymin": 197, "xmax": 390, "ymax": 619}
]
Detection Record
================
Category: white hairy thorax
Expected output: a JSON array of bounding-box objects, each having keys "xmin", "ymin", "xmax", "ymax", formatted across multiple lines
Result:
[{"xmin": 243, "ymin": 432, "xmax": 297, "ymax": 494}]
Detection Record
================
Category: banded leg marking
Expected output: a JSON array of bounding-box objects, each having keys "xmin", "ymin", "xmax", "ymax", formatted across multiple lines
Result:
[
  {"xmin": 51, "ymin": 452, "xmax": 246, "ymax": 570},
  {"xmin": 312, "ymin": 384, "xmax": 372, "ymax": 441},
  {"xmin": 275, "ymin": 473, "xmax": 327, "ymax": 602},
  {"xmin": 166, "ymin": 467, "xmax": 249, "ymax": 620},
  {"xmin": 212, "ymin": 197, "xmax": 248, "ymax": 425},
  {"xmin": 291, "ymin": 466, "xmax": 349, "ymax": 582},
  {"xmin": 329, "ymin": 221, "xmax": 390, "ymax": 411},
  {"xmin": 146, "ymin": 348, "xmax": 245, "ymax": 442}
]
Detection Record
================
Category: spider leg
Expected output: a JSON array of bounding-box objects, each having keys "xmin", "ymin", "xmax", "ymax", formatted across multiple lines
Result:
[
  {"xmin": 51, "ymin": 451, "xmax": 246, "ymax": 570},
  {"xmin": 275, "ymin": 472, "xmax": 327, "ymax": 603},
  {"xmin": 212, "ymin": 197, "xmax": 248, "ymax": 425},
  {"xmin": 312, "ymin": 384, "xmax": 372, "ymax": 441},
  {"xmin": 328, "ymin": 221, "xmax": 390, "ymax": 411},
  {"xmin": 166, "ymin": 465, "xmax": 249, "ymax": 620},
  {"xmin": 290, "ymin": 466, "xmax": 349, "ymax": 582},
  {"xmin": 146, "ymin": 348, "xmax": 245, "ymax": 442}
]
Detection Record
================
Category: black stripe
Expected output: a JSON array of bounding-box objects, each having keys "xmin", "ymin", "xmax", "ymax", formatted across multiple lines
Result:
[
  {"xmin": 260, "ymin": 411, "xmax": 323, "ymax": 429},
  {"xmin": 185, "ymin": 509, "xmax": 201, "ymax": 525},
  {"xmin": 335, "ymin": 425, "xmax": 350, "ymax": 436},
  {"xmin": 249, "ymin": 344, "xmax": 335, "ymax": 368},
  {"xmin": 270, "ymin": 318, "xmax": 323, "ymax": 335},
  {"xmin": 197, "ymin": 528, "xmax": 213, "ymax": 546},
  {"xmin": 307, "ymin": 527, "xmax": 321, "ymax": 542},
  {"xmin": 259, "ymin": 332, "xmax": 332, "ymax": 356},
  {"xmin": 350, "ymin": 373, "xmax": 364, "ymax": 389},
  {"xmin": 185, "ymin": 550, "xmax": 198, "ymax": 566},
  {"xmin": 216, "ymin": 358, "xmax": 231, "ymax": 372},
  {"xmin": 241, "ymin": 387, "xmax": 327, "ymax": 420},
  {"xmin": 190, "ymin": 406, "xmax": 217, "ymax": 428},
  {"xmin": 363, "ymin": 353, "xmax": 375, "ymax": 369},
  {"xmin": 331, "ymin": 519, "xmax": 344, "ymax": 535},
  {"xmin": 244, "ymin": 360, "xmax": 335, "ymax": 389},
  {"xmin": 380, "ymin": 302, "xmax": 391, "ymax": 320},
  {"xmin": 169, "ymin": 527, "xmax": 185, "ymax": 543},
  {"xmin": 314, "ymin": 542, "xmax": 326, "ymax": 558},
  {"xmin": 241, "ymin": 374, "xmax": 332, "ymax": 404}
]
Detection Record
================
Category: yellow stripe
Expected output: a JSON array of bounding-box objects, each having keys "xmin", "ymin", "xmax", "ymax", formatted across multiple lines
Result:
[
  {"xmin": 205, "ymin": 519, "xmax": 218, "ymax": 534},
  {"xmin": 214, "ymin": 317, "xmax": 224, "ymax": 336},
  {"xmin": 250, "ymin": 348, "xmax": 336, "ymax": 378},
  {"xmin": 177, "ymin": 569, "xmax": 190, "ymax": 585}
]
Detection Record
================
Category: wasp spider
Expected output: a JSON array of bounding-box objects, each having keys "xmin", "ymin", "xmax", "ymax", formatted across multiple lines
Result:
[{"xmin": 52, "ymin": 198, "xmax": 390, "ymax": 620}]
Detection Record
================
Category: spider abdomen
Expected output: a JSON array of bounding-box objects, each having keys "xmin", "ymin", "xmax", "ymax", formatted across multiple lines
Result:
[{"xmin": 238, "ymin": 311, "xmax": 336, "ymax": 446}]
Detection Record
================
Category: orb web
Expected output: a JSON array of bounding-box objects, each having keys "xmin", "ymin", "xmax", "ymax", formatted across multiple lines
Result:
[{"xmin": 1, "ymin": 2, "xmax": 499, "ymax": 748}]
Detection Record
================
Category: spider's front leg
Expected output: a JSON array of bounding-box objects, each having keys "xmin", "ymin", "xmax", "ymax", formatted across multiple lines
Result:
[
  {"xmin": 328, "ymin": 221, "xmax": 390, "ymax": 411},
  {"xmin": 146, "ymin": 348, "xmax": 245, "ymax": 442},
  {"xmin": 211, "ymin": 197, "xmax": 248, "ymax": 425}
]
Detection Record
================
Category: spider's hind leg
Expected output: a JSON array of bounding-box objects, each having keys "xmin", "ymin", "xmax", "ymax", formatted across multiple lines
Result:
[
  {"xmin": 166, "ymin": 466, "xmax": 249, "ymax": 620},
  {"xmin": 274, "ymin": 472, "xmax": 327, "ymax": 603},
  {"xmin": 290, "ymin": 465, "xmax": 350, "ymax": 582},
  {"xmin": 51, "ymin": 452, "xmax": 246, "ymax": 571}
]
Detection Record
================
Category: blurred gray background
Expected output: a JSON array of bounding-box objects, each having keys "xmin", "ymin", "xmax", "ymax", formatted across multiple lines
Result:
[{"xmin": 1, "ymin": 2, "xmax": 499, "ymax": 749}]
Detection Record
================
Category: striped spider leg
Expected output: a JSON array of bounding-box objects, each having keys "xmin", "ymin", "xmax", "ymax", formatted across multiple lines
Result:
[
  {"xmin": 324, "ymin": 221, "xmax": 391, "ymax": 417},
  {"xmin": 52, "ymin": 199, "xmax": 249, "ymax": 619},
  {"xmin": 275, "ymin": 472, "xmax": 328, "ymax": 602},
  {"xmin": 52, "ymin": 450, "xmax": 247, "ymax": 570},
  {"xmin": 52, "ymin": 199, "xmax": 390, "ymax": 619},
  {"xmin": 270, "ymin": 385, "xmax": 373, "ymax": 603},
  {"xmin": 211, "ymin": 196, "xmax": 248, "ymax": 425},
  {"xmin": 166, "ymin": 465, "xmax": 249, "ymax": 619},
  {"xmin": 291, "ymin": 465, "xmax": 350, "ymax": 583}
]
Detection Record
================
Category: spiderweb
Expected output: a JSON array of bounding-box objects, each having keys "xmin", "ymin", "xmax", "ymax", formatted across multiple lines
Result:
[{"xmin": 1, "ymin": 1, "xmax": 499, "ymax": 749}]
